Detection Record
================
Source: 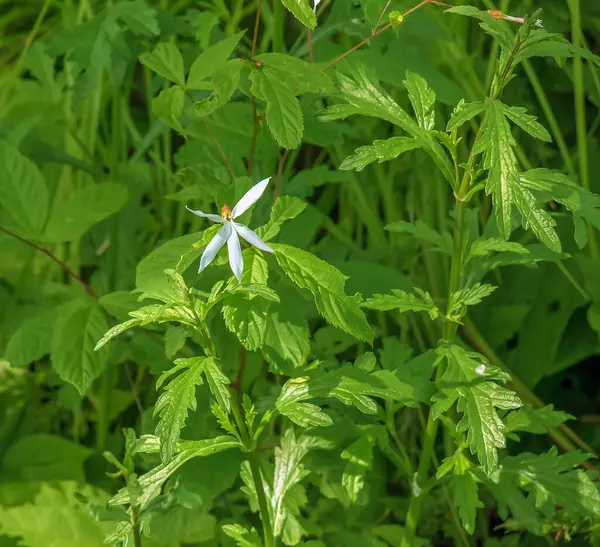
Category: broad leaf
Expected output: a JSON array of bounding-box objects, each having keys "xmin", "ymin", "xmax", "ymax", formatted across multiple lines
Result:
[
  {"xmin": 51, "ymin": 300, "xmax": 110, "ymax": 395},
  {"xmin": 341, "ymin": 435, "xmax": 373, "ymax": 504},
  {"xmin": 250, "ymin": 68, "xmax": 304, "ymax": 149},
  {"xmin": 187, "ymin": 32, "xmax": 244, "ymax": 88},
  {"xmin": 280, "ymin": 0, "xmax": 317, "ymax": 29},
  {"xmin": 0, "ymin": 140, "xmax": 48, "ymax": 238},
  {"xmin": 152, "ymin": 86, "xmax": 186, "ymax": 136},
  {"xmin": 256, "ymin": 196, "xmax": 307, "ymax": 241},
  {"xmin": 43, "ymin": 183, "xmax": 128, "ymax": 243},
  {"xmin": 139, "ymin": 42, "xmax": 185, "ymax": 86}
]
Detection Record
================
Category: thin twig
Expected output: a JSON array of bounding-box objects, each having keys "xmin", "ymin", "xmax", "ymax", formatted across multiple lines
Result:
[
  {"xmin": 247, "ymin": 0, "xmax": 264, "ymax": 176},
  {"xmin": 374, "ymin": 0, "xmax": 394, "ymax": 32},
  {"xmin": 273, "ymin": 149, "xmax": 289, "ymax": 202},
  {"xmin": 308, "ymin": 30, "xmax": 314, "ymax": 64},
  {"xmin": 0, "ymin": 226, "xmax": 98, "ymax": 299},
  {"xmin": 201, "ymin": 117, "xmax": 236, "ymax": 179},
  {"xmin": 320, "ymin": 0, "xmax": 452, "ymax": 73}
]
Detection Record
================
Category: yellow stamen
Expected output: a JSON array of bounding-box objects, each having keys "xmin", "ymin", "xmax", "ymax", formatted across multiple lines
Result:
[{"xmin": 221, "ymin": 204, "xmax": 232, "ymax": 220}]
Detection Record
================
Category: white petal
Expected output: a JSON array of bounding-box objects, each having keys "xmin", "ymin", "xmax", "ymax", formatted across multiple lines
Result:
[
  {"xmin": 313, "ymin": 0, "xmax": 322, "ymax": 12},
  {"xmin": 186, "ymin": 206, "xmax": 224, "ymax": 224},
  {"xmin": 227, "ymin": 228, "xmax": 243, "ymax": 282},
  {"xmin": 199, "ymin": 223, "xmax": 231, "ymax": 272},
  {"xmin": 232, "ymin": 222, "xmax": 274, "ymax": 253},
  {"xmin": 231, "ymin": 177, "xmax": 271, "ymax": 219}
]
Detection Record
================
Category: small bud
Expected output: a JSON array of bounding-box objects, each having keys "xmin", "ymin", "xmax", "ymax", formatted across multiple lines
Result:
[{"xmin": 389, "ymin": 11, "xmax": 404, "ymax": 32}]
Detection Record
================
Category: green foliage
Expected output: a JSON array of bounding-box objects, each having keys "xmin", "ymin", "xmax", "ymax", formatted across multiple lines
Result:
[{"xmin": 2, "ymin": 2, "xmax": 600, "ymax": 546}]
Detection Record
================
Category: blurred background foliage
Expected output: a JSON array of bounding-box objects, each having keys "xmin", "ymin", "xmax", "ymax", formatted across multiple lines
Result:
[{"xmin": 1, "ymin": 0, "xmax": 600, "ymax": 545}]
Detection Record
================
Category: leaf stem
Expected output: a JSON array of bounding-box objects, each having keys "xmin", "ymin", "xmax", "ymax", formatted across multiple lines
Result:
[{"xmin": 247, "ymin": 0, "xmax": 263, "ymax": 176}]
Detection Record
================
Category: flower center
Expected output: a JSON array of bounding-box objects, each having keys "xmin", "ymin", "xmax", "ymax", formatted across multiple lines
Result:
[{"xmin": 221, "ymin": 204, "xmax": 232, "ymax": 220}]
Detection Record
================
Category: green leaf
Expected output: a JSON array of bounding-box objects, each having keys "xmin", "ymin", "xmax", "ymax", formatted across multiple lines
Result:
[
  {"xmin": 256, "ymin": 196, "xmax": 307, "ymax": 242},
  {"xmin": 51, "ymin": 301, "xmax": 110, "ymax": 395},
  {"xmin": 187, "ymin": 32, "xmax": 244, "ymax": 88},
  {"xmin": 322, "ymin": 64, "xmax": 454, "ymax": 183},
  {"xmin": 0, "ymin": 140, "xmax": 48, "ymax": 238},
  {"xmin": 515, "ymin": 32, "xmax": 600, "ymax": 68},
  {"xmin": 449, "ymin": 472, "xmax": 482, "ymax": 535},
  {"xmin": 0, "ymin": 483, "xmax": 111, "ymax": 547},
  {"xmin": 501, "ymin": 103, "xmax": 552, "ymax": 143},
  {"xmin": 193, "ymin": 60, "xmax": 243, "ymax": 116},
  {"xmin": 2, "ymin": 434, "xmax": 91, "ymax": 482},
  {"xmin": 341, "ymin": 436, "xmax": 373, "ymax": 504},
  {"xmin": 434, "ymin": 345, "xmax": 521, "ymax": 474},
  {"xmin": 280, "ymin": 0, "xmax": 317, "ymax": 29},
  {"xmin": 385, "ymin": 219, "xmax": 452, "ymax": 254},
  {"xmin": 272, "ymin": 429, "xmax": 313, "ymax": 537},
  {"xmin": 164, "ymin": 326, "xmax": 189, "ymax": 358},
  {"xmin": 272, "ymin": 243, "xmax": 373, "ymax": 343},
  {"xmin": 340, "ymin": 137, "xmax": 421, "ymax": 172},
  {"xmin": 110, "ymin": 436, "xmax": 240, "ymax": 508},
  {"xmin": 255, "ymin": 53, "xmax": 334, "ymax": 95},
  {"xmin": 474, "ymin": 99, "xmax": 518, "ymax": 239},
  {"xmin": 139, "ymin": 42, "xmax": 185, "ymax": 86},
  {"xmin": 363, "ymin": 288, "xmax": 440, "ymax": 320},
  {"xmin": 520, "ymin": 168, "xmax": 600, "ymax": 232},
  {"xmin": 111, "ymin": 0, "xmax": 159, "ymax": 36},
  {"xmin": 152, "ymin": 86, "xmax": 186, "ymax": 136},
  {"xmin": 155, "ymin": 357, "xmax": 207, "ymax": 463},
  {"xmin": 43, "ymin": 183, "xmax": 128, "ymax": 243},
  {"xmin": 222, "ymin": 524, "xmax": 263, "ymax": 547},
  {"xmin": 512, "ymin": 183, "xmax": 561, "ymax": 252},
  {"xmin": 489, "ymin": 448, "xmax": 600, "ymax": 533},
  {"xmin": 222, "ymin": 252, "xmax": 272, "ymax": 350},
  {"xmin": 504, "ymin": 404, "xmax": 574, "ymax": 438},
  {"xmin": 137, "ymin": 232, "xmax": 203, "ymax": 303},
  {"xmin": 250, "ymin": 68, "xmax": 304, "ymax": 149},
  {"xmin": 263, "ymin": 308, "xmax": 310, "ymax": 373},
  {"xmin": 404, "ymin": 71, "xmax": 436, "ymax": 130},
  {"xmin": 448, "ymin": 283, "xmax": 497, "ymax": 319},
  {"xmin": 203, "ymin": 357, "xmax": 232, "ymax": 413},
  {"xmin": 466, "ymin": 237, "xmax": 528, "ymax": 261},
  {"xmin": 446, "ymin": 99, "xmax": 485, "ymax": 132}
]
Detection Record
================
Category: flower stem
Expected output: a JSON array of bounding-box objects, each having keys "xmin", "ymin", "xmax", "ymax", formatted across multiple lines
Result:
[
  {"xmin": 231, "ymin": 396, "xmax": 275, "ymax": 547},
  {"xmin": 401, "ymin": 196, "xmax": 467, "ymax": 546}
]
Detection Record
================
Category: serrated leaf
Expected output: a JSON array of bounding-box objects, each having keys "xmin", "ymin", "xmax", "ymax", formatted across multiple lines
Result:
[
  {"xmin": 501, "ymin": 103, "xmax": 551, "ymax": 142},
  {"xmin": 322, "ymin": 64, "xmax": 454, "ymax": 183},
  {"xmin": 154, "ymin": 357, "xmax": 207, "ymax": 463},
  {"xmin": 222, "ymin": 524, "xmax": 263, "ymax": 547},
  {"xmin": 362, "ymin": 288, "xmax": 440, "ymax": 320},
  {"xmin": 514, "ymin": 32, "xmax": 600, "ymax": 68},
  {"xmin": 0, "ymin": 140, "xmax": 48, "ymax": 238},
  {"xmin": 254, "ymin": 53, "xmax": 334, "ymax": 95},
  {"xmin": 187, "ymin": 32, "xmax": 244, "ymax": 88},
  {"xmin": 110, "ymin": 436, "xmax": 239, "ymax": 508},
  {"xmin": 449, "ymin": 472, "xmax": 482, "ymax": 534},
  {"xmin": 467, "ymin": 237, "xmax": 528, "ymax": 261},
  {"xmin": 250, "ymin": 68, "xmax": 303, "ymax": 149},
  {"xmin": 512, "ymin": 183, "xmax": 561, "ymax": 252},
  {"xmin": 203, "ymin": 358, "xmax": 232, "ymax": 413},
  {"xmin": 193, "ymin": 60, "xmax": 243, "ymax": 117},
  {"xmin": 51, "ymin": 301, "xmax": 110, "ymax": 395},
  {"xmin": 448, "ymin": 283, "xmax": 497, "ymax": 319},
  {"xmin": 164, "ymin": 326, "xmax": 189, "ymax": 358},
  {"xmin": 474, "ymin": 99, "xmax": 517, "ymax": 239},
  {"xmin": 280, "ymin": 0, "xmax": 317, "ymax": 29},
  {"xmin": 256, "ymin": 196, "xmax": 307, "ymax": 242},
  {"xmin": 272, "ymin": 243, "xmax": 373, "ymax": 343},
  {"xmin": 263, "ymin": 309, "xmax": 310, "ymax": 373},
  {"xmin": 139, "ymin": 42, "xmax": 185, "ymax": 86},
  {"xmin": 404, "ymin": 71, "xmax": 435, "ymax": 130},
  {"xmin": 272, "ymin": 429, "xmax": 312, "ymax": 537},
  {"xmin": 447, "ymin": 99, "xmax": 485, "ymax": 132},
  {"xmin": 43, "ymin": 183, "xmax": 128, "ymax": 243},
  {"xmin": 340, "ymin": 137, "xmax": 421, "ymax": 172},
  {"xmin": 434, "ymin": 345, "xmax": 521, "ymax": 474},
  {"xmin": 504, "ymin": 404, "xmax": 574, "ymax": 438},
  {"xmin": 152, "ymin": 86, "xmax": 186, "ymax": 136},
  {"xmin": 385, "ymin": 219, "xmax": 452, "ymax": 254}
]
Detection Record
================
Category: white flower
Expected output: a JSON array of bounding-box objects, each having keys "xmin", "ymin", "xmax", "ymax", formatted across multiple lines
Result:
[
  {"xmin": 186, "ymin": 177, "xmax": 274, "ymax": 283},
  {"xmin": 475, "ymin": 364, "xmax": 487, "ymax": 376},
  {"xmin": 300, "ymin": 0, "xmax": 321, "ymax": 13}
]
